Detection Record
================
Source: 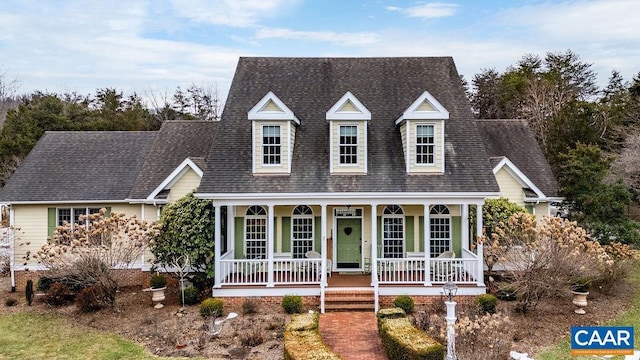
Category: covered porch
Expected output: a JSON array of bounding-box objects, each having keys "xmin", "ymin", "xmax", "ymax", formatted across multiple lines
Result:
[{"xmin": 207, "ymin": 195, "xmax": 487, "ymax": 312}]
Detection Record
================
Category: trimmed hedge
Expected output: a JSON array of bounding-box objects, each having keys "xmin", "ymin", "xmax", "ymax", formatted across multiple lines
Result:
[
  {"xmin": 377, "ymin": 308, "xmax": 444, "ymax": 360},
  {"xmin": 284, "ymin": 313, "xmax": 342, "ymax": 360}
]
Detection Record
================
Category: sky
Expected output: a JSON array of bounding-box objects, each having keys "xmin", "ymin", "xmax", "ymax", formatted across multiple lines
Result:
[{"xmin": 1, "ymin": 0, "xmax": 639, "ymax": 102}]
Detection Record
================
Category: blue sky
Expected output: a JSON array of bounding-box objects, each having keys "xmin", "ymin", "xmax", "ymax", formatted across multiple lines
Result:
[{"xmin": 1, "ymin": 0, "xmax": 639, "ymax": 102}]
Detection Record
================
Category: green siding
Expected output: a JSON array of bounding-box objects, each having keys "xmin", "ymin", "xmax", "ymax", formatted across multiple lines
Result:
[
  {"xmin": 234, "ymin": 217, "xmax": 244, "ymax": 259},
  {"xmin": 419, "ymin": 216, "xmax": 424, "ymax": 252},
  {"xmin": 525, "ymin": 204, "xmax": 534, "ymax": 214},
  {"xmin": 105, "ymin": 207, "xmax": 111, "ymax": 217},
  {"xmin": 452, "ymin": 216, "xmax": 461, "ymax": 257},
  {"xmin": 47, "ymin": 208, "xmax": 56, "ymax": 240},
  {"xmin": 314, "ymin": 217, "xmax": 321, "ymax": 252},
  {"xmin": 405, "ymin": 216, "xmax": 414, "ymax": 253},
  {"xmin": 282, "ymin": 217, "xmax": 291, "ymax": 253}
]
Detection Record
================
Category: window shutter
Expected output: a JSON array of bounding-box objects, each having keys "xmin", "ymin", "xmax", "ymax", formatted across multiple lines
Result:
[
  {"xmin": 314, "ymin": 217, "xmax": 321, "ymax": 252},
  {"xmin": 419, "ymin": 216, "xmax": 424, "ymax": 252},
  {"xmin": 47, "ymin": 208, "xmax": 56, "ymax": 240},
  {"xmin": 377, "ymin": 216, "xmax": 381, "ymax": 257},
  {"xmin": 104, "ymin": 207, "xmax": 111, "ymax": 217},
  {"xmin": 234, "ymin": 217, "xmax": 244, "ymax": 259},
  {"xmin": 281, "ymin": 217, "xmax": 291, "ymax": 253},
  {"xmin": 405, "ymin": 216, "xmax": 414, "ymax": 253},
  {"xmin": 452, "ymin": 216, "xmax": 461, "ymax": 258}
]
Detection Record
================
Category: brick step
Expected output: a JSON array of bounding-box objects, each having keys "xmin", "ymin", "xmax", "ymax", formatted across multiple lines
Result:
[
  {"xmin": 324, "ymin": 290, "xmax": 375, "ymax": 312},
  {"xmin": 325, "ymin": 303, "xmax": 375, "ymax": 311}
]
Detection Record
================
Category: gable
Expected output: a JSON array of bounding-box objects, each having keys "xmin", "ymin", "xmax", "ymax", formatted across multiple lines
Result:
[
  {"xmin": 248, "ymin": 91, "xmax": 300, "ymax": 124},
  {"xmin": 326, "ymin": 91, "xmax": 371, "ymax": 121},
  {"xmin": 147, "ymin": 158, "xmax": 203, "ymax": 201}
]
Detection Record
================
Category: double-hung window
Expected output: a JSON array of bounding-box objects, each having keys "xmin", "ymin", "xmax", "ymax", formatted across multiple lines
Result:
[
  {"xmin": 416, "ymin": 125, "xmax": 435, "ymax": 165},
  {"xmin": 339, "ymin": 125, "xmax": 358, "ymax": 164},
  {"xmin": 382, "ymin": 205, "xmax": 404, "ymax": 258},
  {"xmin": 245, "ymin": 206, "xmax": 267, "ymax": 259},
  {"xmin": 262, "ymin": 125, "xmax": 281, "ymax": 165},
  {"xmin": 57, "ymin": 207, "xmax": 102, "ymax": 230},
  {"xmin": 429, "ymin": 205, "xmax": 451, "ymax": 257},
  {"xmin": 292, "ymin": 205, "xmax": 314, "ymax": 258}
]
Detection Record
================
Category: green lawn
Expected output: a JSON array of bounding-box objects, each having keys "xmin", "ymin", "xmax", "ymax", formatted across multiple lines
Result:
[
  {"xmin": 0, "ymin": 312, "xmax": 199, "ymax": 360},
  {"xmin": 536, "ymin": 267, "xmax": 640, "ymax": 360}
]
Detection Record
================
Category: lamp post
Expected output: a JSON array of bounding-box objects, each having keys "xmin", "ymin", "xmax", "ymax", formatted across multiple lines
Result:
[{"xmin": 443, "ymin": 281, "xmax": 458, "ymax": 360}]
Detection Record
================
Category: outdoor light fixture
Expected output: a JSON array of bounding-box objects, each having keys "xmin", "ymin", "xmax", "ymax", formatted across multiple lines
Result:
[
  {"xmin": 443, "ymin": 281, "xmax": 458, "ymax": 360},
  {"xmin": 443, "ymin": 281, "xmax": 458, "ymax": 301}
]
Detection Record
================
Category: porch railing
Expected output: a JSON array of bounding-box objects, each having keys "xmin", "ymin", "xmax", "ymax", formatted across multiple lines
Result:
[
  {"xmin": 219, "ymin": 258, "xmax": 322, "ymax": 286},
  {"xmin": 377, "ymin": 256, "xmax": 480, "ymax": 285}
]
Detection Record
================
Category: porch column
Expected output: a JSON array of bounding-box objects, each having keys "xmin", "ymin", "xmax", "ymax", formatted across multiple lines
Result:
[
  {"xmin": 462, "ymin": 204, "xmax": 470, "ymax": 251},
  {"xmin": 476, "ymin": 203, "xmax": 485, "ymax": 286},
  {"xmin": 370, "ymin": 203, "xmax": 378, "ymax": 286},
  {"xmin": 213, "ymin": 204, "xmax": 222, "ymax": 289},
  {"xmin": 267, "ymin": 204, "xmax": 275, "ymax": 287},
  {"xmin": 320, "ymin": 204, "xmax": 327, "ymax": 314},
  {"xmin": 320, "ymin": 204, "xmax": 328, "ymax": 286},
  {"xmin": 423, "ymin": 204, "xmax": 432, "ymax": 286}
]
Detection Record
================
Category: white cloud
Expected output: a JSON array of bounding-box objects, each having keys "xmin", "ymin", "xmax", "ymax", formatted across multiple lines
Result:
[
  {"xmin": 388, "ymin": 2, "xmax": 458, "ymax": 19},
  {"xmin": 169, "ymin": 0, "xmax": 300, "ymax": 28},
  {"xmin": 255, "ymin": 28, "xmax": 379, "ymax": 46}
]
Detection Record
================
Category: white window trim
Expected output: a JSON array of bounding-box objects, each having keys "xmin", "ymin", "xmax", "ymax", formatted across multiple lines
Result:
[
  {"xmin": 57, "ymin": 207, "xmax": 102, "ymax": 231},
  {"xmin": 244, "ymin": 206, "xmax": 267, "ymax": 259},
  {"xmin": 382, "ymin": 205, "xmax": 405, "ymax": 258},
  {"xmin": 429, "ymin": 205, "xmax": 452, "ymax": 257},
  {"xmin": 338, "ymin": 124, "xmax": 360, "ymax": 167},
  {"xmin": 261, "ymin": 124, "xmax": 282, "ymax": 166},
  {"xmin": 415, "ymin": 123, "xmax": 437, "ymax": 167},
  {"xmin": 291, "ymin": 205, "xmax": 314, "ymax": 258}
]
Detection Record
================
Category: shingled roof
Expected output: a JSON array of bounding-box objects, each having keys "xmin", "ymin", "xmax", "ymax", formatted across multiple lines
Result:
[
  {"xmin": 128, "ymin": 120, "xmax": 218, "ymax": 200},
  {"xmin": 476, "ymin": 119, "xmax": 559, "ymax": 198},
  {"xmin": 198, "ymin": 57, "xmax": 499, "ymax": 194},
  {"xmin": 0, "ymin": 131, "xmax": 156, "ymax": 202}
]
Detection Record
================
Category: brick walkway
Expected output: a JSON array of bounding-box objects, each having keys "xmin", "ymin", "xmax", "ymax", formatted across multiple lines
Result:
[{"xmin": 319, "ymin": 312, "xmax": 387, "ymax": 360}]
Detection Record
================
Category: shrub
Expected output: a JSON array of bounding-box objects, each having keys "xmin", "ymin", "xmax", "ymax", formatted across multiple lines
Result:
[
  {"xmin": 416, "ymin": 311, "xmax": 514, "ymax": 360},
  {"xmin": 5, "ymin": 298, "xmax": 17, "ymax": 307},
  {"xmin": 495, "ymin": 285, "xmax": 517, "ymax": 301},
  {"xmin": 150, "ymin": 274, "xmax": 167, "ymax": 289},
  {"xmin": 76, "ymin": 285, "xmax": 107, "ymax": 312},
  {"xmin": 37, "ymin": 276, "xmax": 54, "ymax": 292},
  {"xmin": 377, "ymin": 308, "xmax": 444, "ymax": 360},
  {"xmin": 475, "ymin": 294, "xmax": 498, "ymax": 314},
  {"xmin": 25, "ymin": 279, "xmax": 34, "ymax": 306},
  {"xmin": 200, "ymin": 298, "xmax": 224, "ymax": 318},
  {"xmin": 282, "ymin": 295, "xmax": 303, "ymax": 314},
  {"xmin": 393, "ymin": 295, "xmax": 414, "ymax": 314},
  {"xmin": 240, "ymin": 325, "xmax": 265, "ymax": 347},
  {"xmin": 45, "ymin": 282, "xmax": 73, "ymax": 306},
  {"xmin": 242, "ymin": 298, "xmax": 258, "ymax": 315},
  {"xmin": 284, "ymin": 313, "xmax": 341, "ymax": 360},
  {"xmin": 183, "ymin": 286, "xmax": 200, "ymax": 305},
  {"xmin": 571, "ymin": 278, "xmax": 591, "ymax": 293}
]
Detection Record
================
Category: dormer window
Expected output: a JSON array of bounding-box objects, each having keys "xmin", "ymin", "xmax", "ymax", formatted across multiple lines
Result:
[
  {"xmin": 327, "ymin": 91, "xmax": 371, "ymax": 174},
  {"xmin": 339, "ymin": 125, "xmax": 358, "ymax": 164},
  {"xmin": 262, "ymin": 125, "xmax": 281, "ymax": 165},
  {"xmin": 248, "ymin": 92, "xmax": 299, "ymax": 174},
  {"xmin": 396, "ymin": 91, "xmax": 448, "ymax": 174},
  {"xmin": 416, "ymin": 124, "xmax": 435, "ymax": 165}
]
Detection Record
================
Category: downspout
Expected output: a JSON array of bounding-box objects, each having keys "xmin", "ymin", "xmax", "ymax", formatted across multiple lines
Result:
[{"xmin": 9, "ymin": 205, "xmax": 16, "ymax": 292}]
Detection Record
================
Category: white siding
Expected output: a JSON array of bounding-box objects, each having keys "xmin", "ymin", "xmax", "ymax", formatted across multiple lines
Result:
[
  {"xmin": 407, "ymin": 120, "xmax": 444, "ymax": 173},
  {"xmin": 494, "ymin": 168, "xmax": 526, "ymax": 207},
  {"xmin": 167, "ymin": 168, "xmax": 201, "ymax": 202},
  {"xmin": 253, "ymin": 120, "xmax": 291, "ymax": 174},
  {"xmin": 330, "ymin": 121, "xmax": 366, "ymax": 174}
]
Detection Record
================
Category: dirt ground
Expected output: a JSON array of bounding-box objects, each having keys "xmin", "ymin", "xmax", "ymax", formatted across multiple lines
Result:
[{"xmin": 0, "ymin": 275, "xmax": 636, "ymax": 359}]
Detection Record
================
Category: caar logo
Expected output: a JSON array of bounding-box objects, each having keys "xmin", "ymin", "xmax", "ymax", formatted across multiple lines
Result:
[{"xmin": 571, "ymin": 326, "xmax": 634, "ymax": 355}]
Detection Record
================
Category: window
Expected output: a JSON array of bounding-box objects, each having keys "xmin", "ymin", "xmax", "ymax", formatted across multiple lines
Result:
[
  {"xmin": 57, "ymin": 207, "xmax": 102, "ymax": 230},
  {"xmin": 382, "ymin": 205, "xmax": 404, "ymax": 258},
  {"xmin": 262, "ymin": 125, "xmax": 281, "ymax": 165},
  {"xmin": 245, "ymin": 206, "xmax": 267, "ymax": 259},
  {"xmin": 292, "ymin": 205, "xmax": 314, "ymax": 258},
  {"xmin": 430, "ymin": 205, "xmax": 451, "ymax": 257},
  {"xmin": 339, "ymin": 125, "xmax": 358, "ymax": 164},
  {"xmin": 416, "ymin": 125, "xmax": 435, "ymax": 164}
]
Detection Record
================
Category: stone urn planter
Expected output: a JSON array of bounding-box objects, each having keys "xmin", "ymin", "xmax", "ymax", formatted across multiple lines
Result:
[
  {"xmin": 571, "ymin": 278, "xmax": 591, "ymax": 315},
  {"xmin": 571, "ymin": 291, "xmax": 589, "ymax": 314},
  {"xmin": 144, "ymin": 274, "xmax": 167, "ymax": 308}
]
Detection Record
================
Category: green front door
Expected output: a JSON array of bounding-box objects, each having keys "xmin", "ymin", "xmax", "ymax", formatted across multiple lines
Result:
[{"xmin": 336, "ymin": 218, "xmax": 362, "ymax": 268}]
